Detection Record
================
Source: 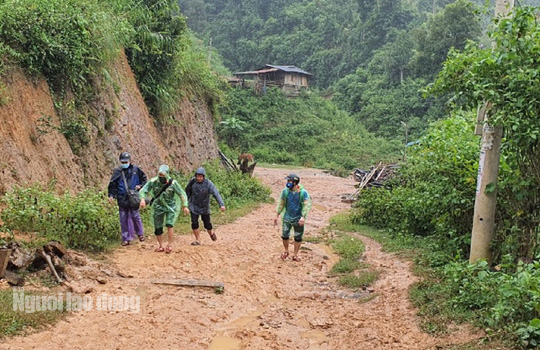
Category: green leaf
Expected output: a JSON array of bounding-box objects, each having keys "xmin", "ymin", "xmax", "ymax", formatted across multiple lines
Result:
[
  {"xmin": 484, "ymin": 183, "xmax": 496, "ymax": 194},
  {"xmin": 530, "ymin": 319, "xmax": 540, "ymax": 328}
]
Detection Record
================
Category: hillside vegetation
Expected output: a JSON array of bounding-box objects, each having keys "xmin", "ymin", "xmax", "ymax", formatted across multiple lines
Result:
[
  {"xmin": 218, "ymin": 88, "xmax": 400, "ymax": 170},
  {"xmin": 353, "ymin": 8, "xmax": 540, "ymax": 347},
  {"xmin": 0, "ymin": 0, "xmax": 223, "ymax": 122}
]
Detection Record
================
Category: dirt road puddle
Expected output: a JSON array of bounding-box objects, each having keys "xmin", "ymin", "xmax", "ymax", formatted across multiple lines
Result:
[
  {"xmin": 208, "ymin": 336, "xmax": 241, "ymax": 350},
  {"xmin": 229, "ymin": 308, "xmax": 264, "ymax": 327},
  {"xmin": 301, "ymin": 330, "xmax": 327, "ymax": 342}
]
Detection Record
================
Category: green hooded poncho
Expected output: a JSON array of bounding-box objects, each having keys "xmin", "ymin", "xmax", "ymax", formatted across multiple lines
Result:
[{"xmin": 139, "ymin": 165, "xmax": 188, "ymax": 225}]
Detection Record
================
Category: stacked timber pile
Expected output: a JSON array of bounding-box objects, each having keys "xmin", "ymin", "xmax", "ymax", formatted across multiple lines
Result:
[{"xmin": 342, "ymin": 162, "xmax": 399, "ymax": 203}]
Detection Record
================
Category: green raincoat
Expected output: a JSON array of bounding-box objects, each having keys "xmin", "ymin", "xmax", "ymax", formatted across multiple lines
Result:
[{"xmin": 139, "ymin": 165, "xmax": 188, "ymax": 227}]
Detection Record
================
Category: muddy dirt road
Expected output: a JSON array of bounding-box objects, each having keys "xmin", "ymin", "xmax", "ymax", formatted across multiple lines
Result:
[{"xmin": 1, "ymin": 167, "xmax": 479, "ymax": 350}]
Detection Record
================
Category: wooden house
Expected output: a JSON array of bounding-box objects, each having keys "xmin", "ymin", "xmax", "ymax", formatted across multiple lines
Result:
[{"xmin": 232, "ymin": 65, "xmax": 311, "ymax": 96}]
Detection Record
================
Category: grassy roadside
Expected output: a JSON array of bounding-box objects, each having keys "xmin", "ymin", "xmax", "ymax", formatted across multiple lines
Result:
[
  {"xmin": 305, "ymin": 212, "xmax": 380, "ymax": 293},
  {"xmin": 326, "ymin": 211, "xmax": 512, "ymax": 350},
  {"xmin": 0, "ymin": 288, "xmax": 66, "ymax": 339}
]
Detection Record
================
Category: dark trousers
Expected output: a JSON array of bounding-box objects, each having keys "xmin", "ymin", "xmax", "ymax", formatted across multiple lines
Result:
[{"xmin": 190, "ymin": 213, "xmax": 212, "ymax": 230}]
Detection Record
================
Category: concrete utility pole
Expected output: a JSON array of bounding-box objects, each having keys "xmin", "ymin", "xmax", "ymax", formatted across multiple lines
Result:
[
  {"xmin": 401, "ymin": 121, "xmax": 409, "ymax": 161},
  {"xmin": 208, "ymin": 37, "xmax": 213, "ymax": 64},
  {"xmin": 469, "ymin": 0, "xmax": 514, "ymax": 264}
]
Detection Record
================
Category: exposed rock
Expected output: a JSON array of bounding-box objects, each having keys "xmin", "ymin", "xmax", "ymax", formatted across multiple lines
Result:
[
  {"xmin": 95, "ymin": 276, "xmax": 108, "ymax": 284},
  {"xmin": 63, "ymin": 281, "xmax": 95, "ymax": 294},
  {"xmin": 69, "ymin": 253, "xmax": 89, "ymax": 267},
  {"xmin": 4, "ymin": 270, "xmax": 25, "ymax": 286},
  {"xmin": 43, "ymin": 241, "xmax": 67, "ymax": 258},
  {"xmin": 8, "ymin": 246, "xmax": 36, "ymax": 270},
  {"xmin": 307, "ymin": 317, "xmax": 334, "ymax": 329}
]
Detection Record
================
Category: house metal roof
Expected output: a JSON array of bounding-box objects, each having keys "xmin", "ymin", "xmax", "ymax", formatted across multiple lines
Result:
[
  {"xmin": 234, "ymin": 68, "xmax": 279, "ymax": 75},
  {"xmin": 234, "ymin": 65, "xmax": 311, "ymax": 76},
  {"xmin": 265, "ymin": 65, "xmax": 312, "ymax": 76}
]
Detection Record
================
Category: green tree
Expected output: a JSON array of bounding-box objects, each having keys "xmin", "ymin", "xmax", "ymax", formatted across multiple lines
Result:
[
  {"xmin": 429, "ymin": 6, "xmax": 540, "ymax": 260},
  {"xmin": 125, "ymin": 0, "xmax": 187, "ymax": 118},
  {"xmin": 219, "ymin": 116, "xmax": 248, "ymax": 146},
  {"xmin": 409, "ymin": 0, "xmax": 482, "ymax": 79}
]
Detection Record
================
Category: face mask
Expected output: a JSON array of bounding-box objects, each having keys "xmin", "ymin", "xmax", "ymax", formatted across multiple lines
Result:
[
  {"xmin": 121, "ymin": 163, "xmax": 129, "ymax": 169},
  {"xmin": 286, "ymin": 182, "xmax": 294, "ymax": 189},
  {"xmin": 159, "ymin": 177, "xmax": 167, "ymax": 184}
]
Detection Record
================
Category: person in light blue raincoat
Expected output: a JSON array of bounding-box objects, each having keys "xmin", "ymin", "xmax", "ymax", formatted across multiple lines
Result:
[
  {"xmin": 139, "ymin": 165, "xmax": 189, "ymax": 253},
  {"xmin": 273, "ymin": 173, "xmax": 311, "ymax": 262}
]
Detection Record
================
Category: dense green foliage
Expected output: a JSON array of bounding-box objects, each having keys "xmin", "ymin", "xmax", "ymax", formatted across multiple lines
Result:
[
  {"xmin": 333, "ymin": 0, "xmax": 482, "ymax": 139},
  {"xmin": 351, "ymin": 8, "xmax": 540, "ymax": 347},
  {"xmin": 0, "ymin": 0, "xmax": 223, "ymax": 124},
  {"xmin": 352, "ymin": 115, "xmax": 480, "ymax": 251},
  {"xmin": 178, "ymin": 0, "xmax": 460, "ymax": 88},
  {"xmin": 178, "ymin": 0, "xmax": 486, "ymax": 139},
  {"xmin": 125, "ymin": 0, "xmax": 225, "ymax": 118},
  {"xmin": 0, "ymin": 0, "xmax": 131, "ymax": 95},
  {"xmin": 429, "ymin": 6, "xmax": 540, "ymax": 261},
  {"xmin": 125, "ymin": 0, "xmax": 187, "ymax": 117},
  {"xmin": 1, "ymin": 185, "xmax": 120, "ymax": 252},
  {"xmin": 218, "ymin": 88, "xmax": 401, "ymax": 170}
]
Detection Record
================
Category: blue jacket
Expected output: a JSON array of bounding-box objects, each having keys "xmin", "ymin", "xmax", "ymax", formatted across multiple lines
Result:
[{"xmin": 107, "ymin": 165, "xmax": 147, "ymax": 209}]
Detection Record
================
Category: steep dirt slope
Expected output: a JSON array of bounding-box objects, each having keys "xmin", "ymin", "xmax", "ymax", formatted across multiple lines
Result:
[{"xmin": 0, "ymin": 52, "xmax": 219, "ymax": 192}]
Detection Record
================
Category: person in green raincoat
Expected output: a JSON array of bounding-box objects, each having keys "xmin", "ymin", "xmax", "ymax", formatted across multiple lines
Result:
[{"xmin": 139, "ymin": 165, "xmax": 189, "ymax": 253}]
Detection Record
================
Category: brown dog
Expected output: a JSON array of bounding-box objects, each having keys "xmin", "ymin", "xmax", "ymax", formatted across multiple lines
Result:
[{"xmin": 237, "ymin": 153, "xmax": 254, "ymax": 164}]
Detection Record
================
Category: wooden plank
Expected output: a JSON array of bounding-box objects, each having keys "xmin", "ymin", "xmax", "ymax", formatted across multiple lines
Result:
[
  {"xmin": 375, "ymin": 166, "xmax": 386, "ymax": 181},
  {"xmin": 151, "ymin": 279, "xmax": 224, "ymax": 289},
  {"xmin": 358, "ymin": 166, "xmax": 378, "ymax": 190}
]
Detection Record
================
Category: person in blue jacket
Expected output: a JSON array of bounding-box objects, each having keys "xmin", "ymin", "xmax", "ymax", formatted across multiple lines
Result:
[
  {"xmin": 107, "ymin": 152, "xmax": 147, "ymax": 246},
  {"xmin": 185, "ymin": 167, "xmax": 226, "ymax": 245}
]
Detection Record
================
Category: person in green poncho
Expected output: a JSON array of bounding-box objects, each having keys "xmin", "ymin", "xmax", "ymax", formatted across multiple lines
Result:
[
  {"xmin": 139, "ymin": 164, "xmax": 189, "ymax": 253},
  {"xmin": 273, "ymin": 173, "xmax": 312, "ymax": 262}
]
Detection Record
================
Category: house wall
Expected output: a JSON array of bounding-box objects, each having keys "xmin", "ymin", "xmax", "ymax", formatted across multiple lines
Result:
[{"xmin": 284, "ymin": 73, "xmax": 309, "ymax": 87}]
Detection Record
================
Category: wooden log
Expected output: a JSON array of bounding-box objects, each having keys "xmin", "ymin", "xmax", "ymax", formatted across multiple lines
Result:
[
  {"xmin": 41, "ymin": 250, "xmax": 63, "ymax": 283},
  {"xmin": 358, "ymin": 166, "xmax": 378, "ymax": 190},
  {"xmin": 151, "ymin": 278, "xmax": 224, "ymax": 289},
  {"xmin": 375, "ymin": 166, "xmax": 386, "ymax": 181},
  {"xmin": 218, "ymin": 150, "xmax": 238, "ymax": 172},
  {"xmin": 43, "ymin": 240, "xmax": 67, "ymax": 258}
]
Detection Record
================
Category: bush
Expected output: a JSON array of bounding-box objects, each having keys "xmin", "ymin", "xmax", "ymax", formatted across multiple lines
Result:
[
  {"xmin": 352, "ymin": 114, "xmax": 479, "ymax": 252},
  {"xmin": 442, "ymin": 258, "xmax": 540, "ymax": 347},
  {"xmin": 1, "ymin": 184, "xmax": 119, "ymax": 252}
]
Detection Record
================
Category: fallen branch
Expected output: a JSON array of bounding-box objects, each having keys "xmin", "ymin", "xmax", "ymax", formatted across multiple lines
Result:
[{"xmin": 41, "ymin": 250, "xmax": 63, "ymax": 283}]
